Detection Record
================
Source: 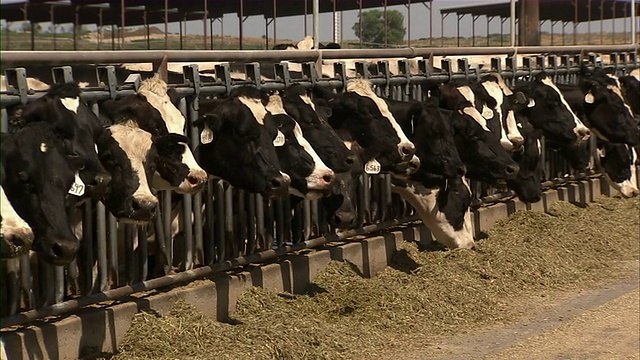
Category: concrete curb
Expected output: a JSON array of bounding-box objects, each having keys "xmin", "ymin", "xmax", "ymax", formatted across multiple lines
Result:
[{"xmin": 0, "ymin": 175, "xmax": 627, "ymax": 360}]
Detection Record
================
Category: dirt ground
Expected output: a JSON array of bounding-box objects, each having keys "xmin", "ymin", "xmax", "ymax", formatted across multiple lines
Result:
[{"xmin": 394, "ymin": 261, "xmax": 640, "ymax": 360}]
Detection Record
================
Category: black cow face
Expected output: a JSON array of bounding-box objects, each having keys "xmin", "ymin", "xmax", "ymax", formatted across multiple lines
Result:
[
  {"xmin": 450, "ymin": 110, "xmax": 520, "ymax": 183},
  {"xmin": 580, "ymin": 77, "xmax": 640, "ymax": 145},
  {"xmin": 1, "ymin": 162, "xmax": 35, "ymax": 258},
  {"xmin": 195, "ymin": 90, "xmax": 290, "ymax": 197},
  {"xmin": 1, "ymin": 122, "xmax": 81, "ymax": 265},
  {"xmin": 618, "ymin": 75, "xmax": 640, "ymax": 117},
  {"xmin": 506, "ymin": 116, "xmax": 544, "ymax": 203},
  {"xmin": 98, "ymin": 125, "xmax": 159, "ymax": 223},
  {"xmin": 10, "ymin": 83, "xmax": 112, "ymax": 198},
  {"xmin": 598, "ymin": 140, "xmax": 639, "ymax": 198},
  {"xmin": 391, "ymin": 98, "xmax": 466, "ymax": 179},
  {"xmin": 516, "ymin": 73, "xmax": 591, "ymax": 145},
  {"xmin": 322, "ymin": 141, "xmax": 364, "ymax": 230},
  {"xmin": 282, "ymin": 85, "xmax": 356, "ymax": 174},
  {"xmin": 313, "ymin": 81, "xmax": 416, "ymax": 175}
]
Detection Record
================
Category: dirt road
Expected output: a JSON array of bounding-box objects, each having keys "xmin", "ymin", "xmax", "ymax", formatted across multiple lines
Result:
[{"xmin": 398, "ymin": 261, "xmax": 640, "ymax": 360}]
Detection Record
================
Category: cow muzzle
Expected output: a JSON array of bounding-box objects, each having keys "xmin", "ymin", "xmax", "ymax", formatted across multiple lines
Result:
[
  {"xmin": 1, "ymin": 227, "xmax": 34, "ymax": 258},
  {"xmin": 176, "ymin": 169, "xmax": 208, "ymax": 194},
  {"xmin": 398, "ymin": 141, "xmax": 416, "ymax": 161},
  {"xmin": 35, "ymin": 236, "xmax": 80, "ymax": 265}
]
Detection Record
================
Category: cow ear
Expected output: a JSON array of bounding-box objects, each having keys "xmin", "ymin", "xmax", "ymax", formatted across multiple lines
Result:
[{"xmin": 514, "ymin": 91, "xmax": 528, "ymax": 104}]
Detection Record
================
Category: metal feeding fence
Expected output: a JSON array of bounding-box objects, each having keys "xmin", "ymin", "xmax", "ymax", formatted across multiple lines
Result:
[{"xmin": 1, "ymin": 47, "xmax": 638, "ymax": 328}]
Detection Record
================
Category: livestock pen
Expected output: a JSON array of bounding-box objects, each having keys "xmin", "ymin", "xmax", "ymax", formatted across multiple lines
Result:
[{"xmin": 1, "ymin": 44, "xmax": 639, "ymax": 359}]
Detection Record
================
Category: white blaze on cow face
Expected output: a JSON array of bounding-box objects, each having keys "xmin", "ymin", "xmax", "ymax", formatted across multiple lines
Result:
[
  {"xmin": 540, "ymin": 77, "xmax": 591, "ymax": 142},
  {"xmin": 267, "ymin": 95, "xmax": 334, "ymax": 192},
  {"xmin": 238, "ymin": 96, "xmax": 268, "ymax": 125},
  {"xmin": 39, "ymin": 142, "xmax": 48, "ymax": 153},
  {"xmin": 110, "ymin": 124, "xmax": 158, "ymax": 207},
  {"xmin": 60, "ymin": 97, "xmax": 80, "ymax": 114},
  {"xmin": 138, "ymin": 75, "xmax": 186, "ymax": 135},
  {"xmin": 456, "ymin": 86, "xmax": 491, "ymax": 132},
  {"xmin": 346, "ymin": 79, "xmax": 415, "ymax": 158},
  {"xmin": 391, "ymin": 179, "xmax": 475, "ymax": 249},
  {"xmin": 481, "ymin": 81, "xmax": 519, "ymax": 150},
  {"xmin": 612, "ymin": 146, "xmax": 640, "ymax": 198},
  {"xmin": 1, "ymin": 185, "xmax": 34, "ymax": 255},
  {"xmin": 298, "ymin": 94, "xmax": 317, "ymax": 111}
]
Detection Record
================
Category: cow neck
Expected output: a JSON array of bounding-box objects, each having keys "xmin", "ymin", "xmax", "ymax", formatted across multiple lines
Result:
[
  {"xmin": 604, "ymin": 74, "xmax": 635, "ymax": 117},
  {"xmin": 539, "ymin": 77, "xmax": 589, "ymax": 133},
  {"xmin": 346, "ymin": 80, "xmax": 413, "ymax": 146}
]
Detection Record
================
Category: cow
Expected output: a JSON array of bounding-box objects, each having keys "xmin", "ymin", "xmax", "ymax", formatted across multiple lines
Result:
[
  {"xmin": 97, "ymin": 123, "xmax": 159, "ymax": 223},
  {"xmin": 272, "ymin": 43, "xmax": 298, "ymax": 50},
  {"xmin": 8, "ymin": 83, "xmax": 112, "ymax": 198},
  {"xmin": 597, "ymin": 140, "xmax": 639, "ymax": 198},
  {"xmin": 265, "ymin": 94, "xmax": 335, "ymax": 199},
  {"xmin": 513, "ymin": 72, "xmax": 591, "ymax": 145},
  {"xmin": 312, "ymin": 79, "xmax": 418, "ymax": 177},
  {"xmin": 195, "ymin": 86, "xmax": 290, "ymax": 197},
  {"xmin": 555, "ymin": 71, "xmax": 639, "ymax": 146},
  {"xmin": 280, "ymin": 84, "xmax": 357, "ymax": 174},
  {"xmin": 1, "ymin": 164, "xmax": 34, "ymax": 258},
  {"xmin": 99, "ymin": 75, "xmax": 208, "ymax": 194},
  {"xmin": 478, "ymin": 75, "xmax": 526, "ymax": 150},
  {"xmin": 2, "ymin": 122, "xmax": 82, "ymax": 265},
  {"xmin": 435, "ymin": 82, "xmax": 520, "ymax": 184},
  {"xmin": 618, "ymin": 75, "xmax": 640, "ymax": 117}
]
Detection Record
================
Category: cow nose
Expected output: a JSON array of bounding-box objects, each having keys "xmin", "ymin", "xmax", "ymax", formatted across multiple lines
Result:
[
  {"xmin": 456, "ymin": 165, "xmax": 467, "ymax": 176},
  {"xmin": 578, "ymin": 128, "xmax": 591, "ymax": 139},
  {"xmin": 399, "ymin": 142, "xmax": 416, "ymax": 158},
  {"xmin": 187, "ymin": 174, "xmax": 202, "ymax": 185},
  {"xmin": 132, "ymin": 197, "xmax": 158, "ymax": 213},
  {"xmin": 321, "ymin": 172, "xmax": 335, "ymax": 186},
  {"xmin": 40, "ymin": 238, "xmax": 80, "ymax": 265},
  {"xmin": 269, "ymin": 173, "xmax": 291, "ymax": 196},
  {"xmin": 333, "ymin": 211, "xmax": 355, "ymax": 228},
  {"xmin": 504, "ymin": 164, "xmax": 520, "ymax": 179}
]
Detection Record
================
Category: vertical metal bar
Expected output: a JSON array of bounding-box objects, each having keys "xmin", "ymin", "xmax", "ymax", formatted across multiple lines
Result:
[
  {"xmin": 407, "ymin": 0, "xmax": 411, "ymax": 47},
  {"xmin": 384, "ymin": 0, "xmax": 388, "ymax": 47},
  {"xmin": 239, "ymin": 0, "xmax": 244, "ymax": 50},
  {"xmin": 162, "ymin": 191, "xmax": 173, "ymax": 272},
  {"xmin": 273, "ymin": 0, "xmax": 277, "ymax": 45},
  {"xmin": 107, "ymin": 213, "xmax": 119, "ymax": 287},
  {"xmin": 82, "ymin": 201, "xmax": 94, "ymax": 293},
  {"xmin": 588, "ymin": 0, "xmax": 592, "ymax": 44},
  {"xmin": 274, "ymin": 198, "xmax": 284, "ymax": 247},
  {"xmin": 313, "ymin": 0, "xmax": 319, "ymax": 49},
  {"xmin": 224, "ymin": 186, "xmax": 235, "ymax": 257},
  {"xmin": 254, "ymin": 193, "xmax": 265, "ymax": 253},
  {"xmin": 265, "ymin": 199, "xmax": 275, "ymax": 249},
  {"xmin": 20, "ymin": 255, "xmax": 35, "ymax": 309},
  {"xmin": 510, "ymin": 0, "xmax": 516, "ymax": 46},
  {"xmin": 215, "ymin": 181, "xmax": 226, "ymax": 260},
  {"xmin": 54, "ymin": 265, "xmax": 64, "ymax": 304},
  {"xmin": 203, "ymin": 0, "xmax": 208, "ymax": 49},
  {"xmin": 206, "ymin": 180, "xmax": 215, "ymax": 263},
  {"xmin": 96, "ymin": 202, "xmax": 108, "ymax": 291},
  {"xmin": 124, "ymin": 224, "xmax": 135, "ymax": 284},
  {"xmin": 304, "ymin": 0, "xmax": 308, "ymax": 36},
  {"xmin": 6, "ymin": 259, "xmax": 20, "ymax": 315},
  {"xmin": 246, "ymin": 192, "xmax": 256, "ymax": 254},
  {"xmin": 236, "ymin": 190, "xmax": 247, "ymax": 254},
  {"xmin": 138, "ymin": 225, "xmax": 148, "ymax": 281},
  {"xmin": 359, "ymin": 0, "xmax": 363, "ymax": 48},
  {"xmin": 631, "ymin": 0, "xmax": 636, "ymax": 45},
  {"xmin": 120, "ymin": 0, "xmax": 125, "ymax": 50},
  {"xmin": 164, "ymin": 0, "xmax": 168, "ymax": 49},
  {"xmin": 303, "ymin": 199, "xmax": 312, "ymax": 239}
]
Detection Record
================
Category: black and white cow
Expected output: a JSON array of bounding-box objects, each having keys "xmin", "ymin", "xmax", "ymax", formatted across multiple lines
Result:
[
  {"xmin": 436, "ymin": 82, "xmax": 520, "ymax": 183},
  {"xmin": 2, "ymin": 122, "xmax": 82, "ymax": 265},
  {"xmin": 195, "ymin": 86, "xmax": 290, "ymax": 197},
  {"xmin": 99, "ymin": 75, "xmax": 208, "ymax": 194},
  {"xmin": 265, "ymin": 94, "xmax": 335, "ymax": 199},
  {"xmin": 555, "ymin": 71, "xmax": 639, "ymax": 146},
  {"xmin": 281, "ymin": 84, "xmax": 357, "ymax": 174},
  {"xmin": 97, "ymin": 123, "xmax": 159, "ymax": 222},
  {"xmin": 618, "ymin": 75, "xmax": 640, "ymax": 117},
  {"xmin": 8, "ymin": 83, "xmax": 112, "ymax": 198},
  {"xmin": 597, "ymin": 140, "xmax": 639, "ymax": 198},
  {"xmin": 312, "ymin": 79, "xmax": 419, "ymax": 177},
  {"xmin": 1, "ymin": 162, "xmax": 34, "ymax": 258},
  {"xmin": 513, "ymin": 72, "xmax": 591, "ymax": 145}
]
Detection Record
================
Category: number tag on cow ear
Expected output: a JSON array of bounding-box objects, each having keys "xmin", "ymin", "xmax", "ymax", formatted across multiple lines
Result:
[
  {"xmin": 273, "ymin": 130, "xmax": 285, "ymax": 147},
  {"xmin": 200, "ymin": 125, "xmax": 214, "ymax": 144},
  {"xmin": 364, "ymin": 159, "xmax": 381, "ymax": 174},
  {"xmin": 481, "ymin": 105, "xmax": 494, "ymax": 119},
  {"xmin": 68, "ymin": 172, "xmax": 85, "ymax": 197},
  {"xmin": 584, "ymin": 92, "xmax": 595, "ymax": 104}
]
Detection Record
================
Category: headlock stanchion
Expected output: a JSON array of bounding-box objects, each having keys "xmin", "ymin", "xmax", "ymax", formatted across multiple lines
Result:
[{"xmin": 1, "ymin": 48, "xmax": 638, "ymax": 328}]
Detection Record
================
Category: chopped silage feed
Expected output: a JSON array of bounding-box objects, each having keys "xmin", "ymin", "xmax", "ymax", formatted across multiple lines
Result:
[{"xmin": 111, "ymin": 198, "xmax": 639, "ymax": 360}]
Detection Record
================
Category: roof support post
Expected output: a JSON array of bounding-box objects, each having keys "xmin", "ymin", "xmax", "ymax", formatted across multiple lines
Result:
[
  {"xmin": 313, "ymin": 0, "xmax": 319, "ymax": 49},
  {"xmin": 510, "ymin": 0, "xmax": 516, "ymax": 46},
  {"xmin": 203, "ymin": 0, "xmax": 208, "ymax": 50},
  {"xmin": 120, "ymin": 0, "xmax": 125, "ymax": 50},
  {"xmin": 519, "ymin": 0, "xmax": 540, "ymax": 46},
  {"xmin": 383, "ymin": 0, "xmax": 388, "ymax": 47},
  {"xmin": 239, "ymin": 0, "xmax": 244, "ymax": 50},
  {"xmin": 74, "ymin": 5, "xmax": 79, "ymax": 50},
  {"xmin": 164, "ymin": 0, "xmax": 168, "ymax": 49},
  {"xmin": 632, "ymin": 0, "xmax": 636, "ymax": 45}
]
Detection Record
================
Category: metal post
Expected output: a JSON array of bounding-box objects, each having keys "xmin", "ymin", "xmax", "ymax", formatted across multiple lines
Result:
[
  {"xmin": 612, "ymin": 0, "xmax": 616, "ymax": 44},
  {"xmin": 111, "ymin": 24, "xmax": 115, "ymax": 50},
  {"xmin": 74, "ymin": 5, "xmax": 79, "ymax": 50},
  {"xmin": 265, "ymin": 17, "xmax": 269, "ymax": 49},
  {"xmin": 273, "ymin": 0, "xmax": 277, "ymax": 45},
  {"xmin": 30, "ymin": 20, "xmax": 34, "ymax": 51},
  {"xmin": 384, "ymin": 0, "xmax": 388, "ymax": 47},
  {"xmin": 359, "ymin": 0, "xmax": 363, "ymax": 48},
  {"xmin": 313, "ymin": 0, "xmax": 319, "ymax": 49},
  {"xmin": 441, "ymin": 13, "xmax": 446, "ymax": 47},
  {"xmin": 510, "ymin": 0, "xmax": 516, "ymax": 46},
  {"xmin": 472, "ymin": 15, "xmax": 477, "ymax": 47},
  {"xmin": 574, "ymin": 0, "xmax": 578, "ymax": 45},
  {"xmin": 406, "ymin": 0, "xmax": 411, "ymax": 47},
  {"xmin": 601, "ymin": 0, "xmax": 605, "ymax": 45},
  {"xmin": 98, "ymin": 8, "xmax": 103, "ymax": 50},
  {"xmin": 204, "ymin": 0, "xmax": 208, "ymax": 49},
  {"xmin": 50, "ymin": 5, "xmax": 56, "ymax": 50},
  {"xmin": 164, "ymin": 0, "xmax": 168, "ymax": 49},
  {"xmin": 457, "ymin": 14, "xmax": 462, "ymax": 47},
  {"xmin": 487, "ymin": 16, "xmax": 492, "ymax": 46},
  {"xmin": 632, "ymin": 0, "xmax": 636, "ymax": 44},
  {"xmin": 588, "ymin": 0, "xmax": 592, "ymax": 44},
  {"xmin": 304, "ymin": 0, "xmax": 308, "ymax": 36},
  {"xmin": 428, "ymin": 1, "xmax": 432, "ymax": 47},
  {"xmin": 210, "ymin": 18, "xmax": 214, "ymax": 49},
  {"xmin": 239, "ymin": 0, "xmax": 244, "ymax": 49},
  {"xmin": 120, "ymin": 0, "xmax": 125, "ymax": 50},
  {"xmin": 145, "ymin": 11, "xmax": 149, "ymax": 50}
]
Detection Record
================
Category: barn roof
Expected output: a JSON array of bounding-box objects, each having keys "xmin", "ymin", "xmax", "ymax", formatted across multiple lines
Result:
[
  {"xmin": 0, "ymin": 0, "xmax": 433, "ymax": 26},
  {"xmin": 440, "ymin": 0, "xmax": 637, "ymax": 22}
]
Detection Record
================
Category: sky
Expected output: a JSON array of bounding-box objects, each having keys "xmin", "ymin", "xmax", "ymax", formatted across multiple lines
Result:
[{"xmin": 1, "ymin": 0, "xmax": 637, "ymax": 43}]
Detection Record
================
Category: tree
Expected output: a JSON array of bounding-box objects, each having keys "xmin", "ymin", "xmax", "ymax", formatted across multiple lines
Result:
[{"xmin": 352, "ymin": 9, "xmax": 406, "ymax": 46}]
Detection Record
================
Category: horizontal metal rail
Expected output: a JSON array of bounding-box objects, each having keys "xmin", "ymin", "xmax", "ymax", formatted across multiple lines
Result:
[{"xmin": 1, "ymin": 45, "xmax": 638, "ymax": 67}]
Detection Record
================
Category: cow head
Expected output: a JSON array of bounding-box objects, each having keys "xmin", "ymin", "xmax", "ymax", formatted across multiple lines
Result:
[
  {"xmin": 517, "ymin": 73, "xmax": 591, "ymax": 144},
  {"xmin": 267, "ymin": 94, "xmax": 334, "ymax": 199},
  {"xmin": 282, "ymin": 84, "xmax": 356, "ymax": 174},
  {"xmin": 322, "ymin": 140, "xmax": 363, "ymax": 230},
  {"xmin": 506, "ymin": 115, "xmax": 544, "ymax": 203},
  {"xmin": 313, "ymin": 80, "xmax": 416, "ymax": 176},
  {"xmin": 1, "ymin": 122, "xmax": 81, "ymax": 265},
  {"xmin": 480, "ymin": 75, "xmax": 526, "ymax": 150},
  {"xmin": 580, "ymin": 75, "xmax": 640, "ymax": 145},
  {"xmin": 98, "ymin": 124, "xmax": 159, "ymax": 223},
  {"xmin": 195, "ymin": 88, "xmax": 290, "ymax": 198},
  {"xmin": 598, "ymin": 141, "xmax": 639, "ymax": 198},
  {"xmin": 439, "ymin": 83, "xmax": 520, "ymax": 183},
  {"xmin": 618, "ymin": 75, "xmax": 640, "ymax": 117},
  {"xmin": 151, "ymin": 133, "xmax": 208, "ymax": 194},
  {"xmin": 10, "ymin": 83, "xmax": 112, "ymax": 198}
]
